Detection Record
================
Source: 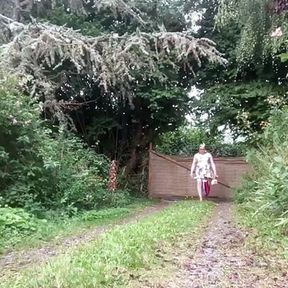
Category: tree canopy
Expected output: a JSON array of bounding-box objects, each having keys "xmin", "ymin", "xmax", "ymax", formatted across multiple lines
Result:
[
  {"xmin": 186, "ymin": 0, "xmax": 288, "ymax": 139},
  {"xmin": 0, "ymin": 0, "xmax": 229, "ymax": 174}
]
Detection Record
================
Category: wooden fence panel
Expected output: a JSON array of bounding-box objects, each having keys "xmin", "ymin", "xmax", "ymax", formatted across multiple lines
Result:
[{"xmin": 148, "ymin": 150, "xmax": 249, "ymax": 200}]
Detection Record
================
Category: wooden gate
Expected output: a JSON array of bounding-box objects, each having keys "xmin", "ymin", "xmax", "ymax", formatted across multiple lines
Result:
[{"xmin": 148, "ymin": 150, "xmax": 249, "ymax": 199}]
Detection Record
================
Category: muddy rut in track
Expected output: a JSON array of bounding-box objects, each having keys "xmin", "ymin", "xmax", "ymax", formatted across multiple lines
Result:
[
  {"xmin": 158, "ymin": 202, "xmax": 288, "ymax": 288},
  {"xmin": 0, "ymin": 202, "xmax": 169, "ymax": 277}
]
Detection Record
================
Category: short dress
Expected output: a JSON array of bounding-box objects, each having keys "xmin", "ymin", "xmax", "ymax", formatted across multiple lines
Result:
[{"xmin": 194, "ymin": 152, "xmax": 213, "ymax": 179}]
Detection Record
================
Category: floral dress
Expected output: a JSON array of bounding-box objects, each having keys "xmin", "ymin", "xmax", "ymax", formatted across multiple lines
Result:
[{"xmin": 194, "ymin": 152, "xmax": 213, "ymax": 179}]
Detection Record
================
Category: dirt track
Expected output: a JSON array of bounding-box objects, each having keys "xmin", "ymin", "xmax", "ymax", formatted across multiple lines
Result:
[{"xmin": 160, "ymin": 202, "xmax": 288, "ymax": 288}]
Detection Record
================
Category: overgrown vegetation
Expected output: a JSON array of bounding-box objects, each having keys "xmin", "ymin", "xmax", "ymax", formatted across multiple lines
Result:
[
  {"xmin": 0, "ymin": 79, "xmax": 133, "ymax": 214},
  {"xmin": 0, "ymin": 0, "xmax": 226, "ymax": 173},
  {"xmin": 236, "ymin": 109, "xmax": 288, "ymax": 227},
  {"xmin": 0, "ymin": 78, "xmax": 138, "ymax": 253},
  {"xmin": 0, "ymin": 200, "xmax": 153, "ymax": 254},
  {"xmin": 216, "ymin": 0, "xmax": 288, "ymax": 70},
  {"xmin": 221, "ymin": 0, "xmax": 288, "ymax": 242},
  {"xmin": 1, "ymin": 201, "xmax": 213, "ymax": 288},
  {"xmin": 236, "ymin": 205, "xmax": 288, "ymax": 260},
  {"xmin": 188, "ymin": 0, "xmax": 288, "ymax": 138}
]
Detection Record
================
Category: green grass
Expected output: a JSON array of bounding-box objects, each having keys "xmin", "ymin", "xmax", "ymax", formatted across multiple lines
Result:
[
  {"xmin": 0, "ymin": 199, "xmax": 155, "ymax": 254},
  {"xmin": 236, "ymin": 205, "xmax": 288, "ymax": 259},
  {"xmin": 2, "ymin": 201, "xmax": 214, "ymax": 288}
]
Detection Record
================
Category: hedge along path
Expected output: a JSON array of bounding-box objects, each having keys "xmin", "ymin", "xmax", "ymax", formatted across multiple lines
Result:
[{"xmin": 0, "ymin": 202, "xmax": 170, "ymax": 277}]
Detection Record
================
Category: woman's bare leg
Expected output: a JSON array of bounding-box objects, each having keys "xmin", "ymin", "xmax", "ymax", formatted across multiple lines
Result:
[{"xmin": 197, "ymin": 179, "xmax": 203, "ymax": 201}]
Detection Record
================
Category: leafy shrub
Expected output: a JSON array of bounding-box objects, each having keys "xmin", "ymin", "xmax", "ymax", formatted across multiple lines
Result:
[
  {"xmin": 0, "ymin": 80, "xmax": 45, "ymax": 207},
  {"xmin": 0, "ymin": 207, "xmax": 41, "ymax": 252},
  {"xmin": 0, "ymin": 207, "xmax": 38, "ymax": 235},
  {"xmin": 108, "ymin": 190, "xmax": 133, "ymax": 207},
  {"xmin": 38, "ymin": 134, "xmax": 110, "ymax": 212},
  {"xmin": 0, "ymin": 78, "xmax": 114, "ymax": 213},
  {"xmin": 236, "ymin": 108, "xmax": 288, "ymax": 227}
]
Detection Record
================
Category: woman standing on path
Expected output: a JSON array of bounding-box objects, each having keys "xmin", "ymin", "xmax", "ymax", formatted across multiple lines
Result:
[{"xmin": 190, "ymin": 144, "xmax": 218, "ymax": 201}]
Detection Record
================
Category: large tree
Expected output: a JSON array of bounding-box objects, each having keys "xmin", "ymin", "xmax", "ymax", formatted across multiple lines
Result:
[
  {"xmin": 185, "ymin": 0, "xmax": 288, "ymax": 139},
  {"xmin": 216, "ymin": 0, "xmax": 288, "ymax": 70},
  {"xmin": 0, "ymin": 0, "xmax": 226, "ymax": 172}
]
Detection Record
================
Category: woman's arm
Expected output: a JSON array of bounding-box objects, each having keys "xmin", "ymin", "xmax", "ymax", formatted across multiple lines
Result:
[
  {"xmin": 190, "ymin": 155, "xmax": 197, "ymax": 177},
  {"xmin": 210, "ymin": 155, "xmax": 217, "ymax": 177}
]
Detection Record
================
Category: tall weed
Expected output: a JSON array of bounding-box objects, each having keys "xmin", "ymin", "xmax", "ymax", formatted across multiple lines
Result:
[{"xmin": 237, "ymin": 108, "xmax": 288, "ymax": 227}]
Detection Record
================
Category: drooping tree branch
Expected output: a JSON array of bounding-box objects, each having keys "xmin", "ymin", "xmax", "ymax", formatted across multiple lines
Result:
[
  {"xmin": 0, "ymin": 15, "xmax": 226, "ymax": 102},
  {"xmin": 216, "ymin": 0, "xmax": 288, "ymax": 69}
]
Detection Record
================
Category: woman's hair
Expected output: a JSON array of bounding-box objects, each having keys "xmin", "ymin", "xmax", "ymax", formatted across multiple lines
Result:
[{"xmin": 199, "ymin": 143, "xmax": 206, "ymax": 150}]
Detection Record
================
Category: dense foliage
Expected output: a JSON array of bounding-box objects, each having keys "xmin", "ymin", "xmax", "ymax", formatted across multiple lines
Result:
[
  {"xmin": 0, "ymin": 79, "xmax": 132, "ymax": 215},
  {"xmin": 210, "ymin": 0, "xmax": 288, "ymax": 231},
  {"xmin": 216, "ymin": 0, "xmax": 288, "ymax": 70},
  {"xmin": 236, "ymin": 109, "xmax": 288, "ymax": 228},
  {"xmin": 0, "ymin": 0, "xmax": 227, "ymax": 177},
  {"xmin": 156, "ymin": 127, "xmax": 246, "ymax": 157},
  {"xmin": 188, "ymin": 0, "xmax": 288, "ymax": 138},
  {"xmin": 191, "ymin": 82, "xmax": 287, "ymax": 138}
]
